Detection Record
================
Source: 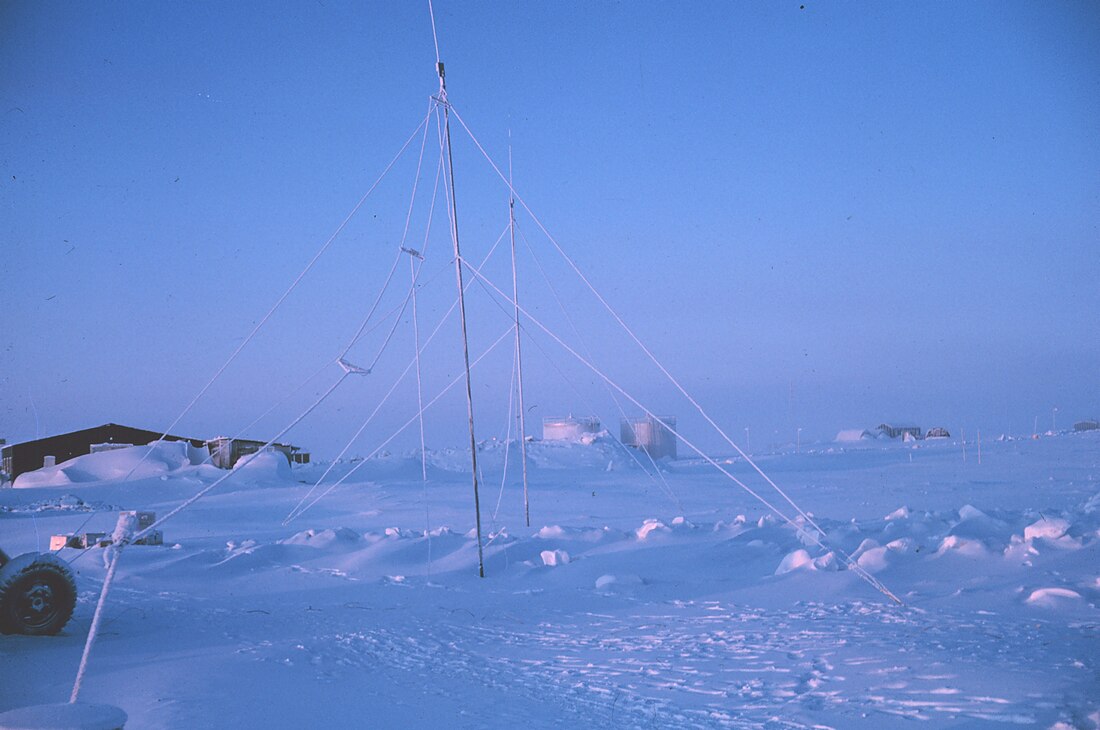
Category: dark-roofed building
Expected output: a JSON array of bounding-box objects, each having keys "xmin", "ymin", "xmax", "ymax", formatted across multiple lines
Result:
[
  {"xmin": 205, "ymin": 436, "xmax": 310, "ymax": 469},
  {"xmin": 1, "ymin": 423, "xmax": 205, "ymax": 482},
  {"xmin": 877, "ymin": 423, "xmax": 922, "ymax": 440}
]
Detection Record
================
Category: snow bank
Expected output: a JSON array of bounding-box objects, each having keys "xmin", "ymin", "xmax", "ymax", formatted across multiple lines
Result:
[
  {"xmin": 1025, "ymin": 587, "xmax": 1083, "ymax": 608},
  {"xmin": 13, "ymin": 441, "xmax": 207, "ymax": 487},
  {"xmin": 232, "ymin": 449, "xmax": 293, "ymax": 482},
  {"xmin": 595, "ymin": 573, "xmax": 644, "ymax": 592},
  {"xmin": 775, "ymin": 549, "xmax": 814, "ymax": 574},
  {"xmin": 281, "ymin": 527, "xmax": 362, "ymax": 548}
]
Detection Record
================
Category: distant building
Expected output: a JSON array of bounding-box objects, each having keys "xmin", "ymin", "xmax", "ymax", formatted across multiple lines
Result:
[
  {"xmin": 835, "ymin": 429, "xmax": 873, "ymax": 443},
  {"xmin": 925, "ymin": 427, "xmax": 951, "ymax": 439},
  {"xmin": 877, "ymin": 423, "xmax": 922, "ymax": 440},
  {"xmin": 542, "ymin": 416, "xmax": 602, "ymax": 442},
  {"xmin": 1074, "ymin": 420, "xmax": 1099, "ymax": 432},
  {"xmin": 1, "ymin": 424, "xmax": 309, "ymax": 483},
  {"xmin": 1, "ymin": 424, "xmax": 205, "ymax": 482},
  {"xmin": 621, "ymin": 415, "xmax": 677, "ymax": 459},
  {"xmin": 205, "ymin": 437, "xmax": 310, "ymax": 468}
]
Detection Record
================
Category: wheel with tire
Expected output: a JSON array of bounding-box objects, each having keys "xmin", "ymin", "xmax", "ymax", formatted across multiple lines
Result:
[{"xmin": 0, "ymin": 552, "xmax": 77, "ymax": 635}]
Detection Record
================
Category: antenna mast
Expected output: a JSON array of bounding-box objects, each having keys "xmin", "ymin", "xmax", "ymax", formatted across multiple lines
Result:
[
  {"xmin": 508, "ymin": 136, "xmax": 531, "ymax": 526},
  {"xmin": 437, "ymin": 59, "xmax": 486, "ymax": 578}
]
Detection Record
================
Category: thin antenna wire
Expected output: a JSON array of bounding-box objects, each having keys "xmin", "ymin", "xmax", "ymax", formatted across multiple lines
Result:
[
  {"xmin": 449, "ymin": 105, "xmax": 836, "ymax": 544},
  {"xmin": 427, "ymin": 0, "xmax": 442, "ymax": 64},
  {"xmin": 123, "ymin": 112, "xmax": 432, "ymax": 483},
  {"xmin": 458, "ymin": 255, "xmax": 903, "ymax": 604}
]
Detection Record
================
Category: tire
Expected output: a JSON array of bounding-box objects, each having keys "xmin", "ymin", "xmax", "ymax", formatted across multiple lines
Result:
[{"xmin": 0, "ymin": 552, "xmax": 77, "ymax": 636}]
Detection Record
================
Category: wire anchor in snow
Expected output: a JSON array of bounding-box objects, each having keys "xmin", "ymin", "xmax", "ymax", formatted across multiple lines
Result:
[{"xmin": 337, "ymin": 358, "xmax": 371, "ymax": 375}]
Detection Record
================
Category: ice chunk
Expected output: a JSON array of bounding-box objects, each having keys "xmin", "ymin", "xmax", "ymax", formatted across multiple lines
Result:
[
  {"xmin": 540, "ymin": 549, "xmax": 570, "ymax": 567},
  {"xmin": 1023, "ymin": 517, "xmax": 1070, "ymax": 541},
  {"xmin": 635, "ymin": 519, "xmax": 669, "ymax": 540}
]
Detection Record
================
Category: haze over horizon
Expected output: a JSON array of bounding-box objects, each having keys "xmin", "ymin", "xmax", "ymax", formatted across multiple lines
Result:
[{"xmin": 3, "ymin": 1, "xmax": 1098, "ymax": 459}]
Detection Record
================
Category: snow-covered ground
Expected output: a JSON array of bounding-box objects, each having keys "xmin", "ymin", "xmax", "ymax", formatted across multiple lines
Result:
[{"xmin": 1, "ymin": 432, "xmax": 1098, "ymax": 728}]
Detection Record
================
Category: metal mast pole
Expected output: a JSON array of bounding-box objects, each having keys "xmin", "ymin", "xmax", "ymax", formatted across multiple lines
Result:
[
  {"xmin": 410, "ymin": 252, "xmax": 428, "ymax": 482},
  {"xmin": 508, "ymin": 139, "xmax": 531, "ymax": 526},
  {"xmin": 437, "ymin": 61, "xmax": 486, "ymax": 577}
]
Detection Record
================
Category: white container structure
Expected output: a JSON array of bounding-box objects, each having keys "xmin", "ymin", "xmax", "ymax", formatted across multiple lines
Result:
[
  {"xmin": 542, "ymin": 416, "xmax": 602, "ymax": 442},
  {"xmin": 621, "ymin": 416, "xmax": 678, "ymax": 459}
]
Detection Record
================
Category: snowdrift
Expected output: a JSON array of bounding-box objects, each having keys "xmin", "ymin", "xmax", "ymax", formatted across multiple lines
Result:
[{"xmin": 13, "ymin": 441, "xmax": 209, "ymax": 488}]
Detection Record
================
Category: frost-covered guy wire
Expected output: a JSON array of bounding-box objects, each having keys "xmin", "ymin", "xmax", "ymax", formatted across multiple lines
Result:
[
  {"xmin": 71, "ymin": 370, "xmax": 350, "ymax": 700},
  {"xmin": 410, "ymin": 113, "xmax": 450, "ymax": 480},
  {"xmin": 66, "ymin": 130, "xmax": 440, "ymax": 564},
  {"xmin": 70, "ymin": 541, "xmax": 121, "ymax": 703},
  {"xmin": 448, "ymin": 105, "xmax": 880, "ymax": 580},
  {"xmin": 514, "ymin": 218, "xmax": 684, "ymax": 511},
  {"xmin": 283, "ymin": 218, "xmax": 515, "ymax": 525},
  {"xmin": 460, "ymin": 235, "xmax": 687, "ymax": 513},
  {"xmin": 490, "ymin": 348, "xmax": 519, "ymax": 524},
  {"xmin": 458, "ymin": 255, "xmax": 903, "ymax": 605},
  {"xmin": 508, "ymin": 307, "xmax": 685, "ymax": 511},
  {"xmin": 286, "ymin": 326, "xmax": 516, "ymax": 524},
  {"xmin": 70, "ymin": 99, "xmax": 468, "ymax": 693},
  {"xmin": 62, "ymin": 270, "xmax": 444, "ymax": 568},
  {"xmin": 120, "ymin": 111, "xmax": 434, "ymax": 484}
]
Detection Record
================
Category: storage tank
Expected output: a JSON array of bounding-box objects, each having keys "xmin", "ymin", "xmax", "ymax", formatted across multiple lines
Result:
[
  {"xmin": 542, "ymin": 416, "xmax": 601, "ymax": 442},
  {"xmin": 621, "ymin": 415, "xmax": 677, "ymax": 459}
]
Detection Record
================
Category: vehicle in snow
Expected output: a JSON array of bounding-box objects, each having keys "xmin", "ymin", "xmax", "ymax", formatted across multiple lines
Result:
[{"xmin": 0, "ymin": 546, "xmax": 77, "ymax": 635}]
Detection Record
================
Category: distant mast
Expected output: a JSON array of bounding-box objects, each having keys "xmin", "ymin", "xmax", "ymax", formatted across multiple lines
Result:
[
  {"xmin": 508, "ymin": 137, "xmax": 532, "ymax": 526},
  {"xmin": 437, "ymin": 59, "xmax": 486, "ymax": 578}
]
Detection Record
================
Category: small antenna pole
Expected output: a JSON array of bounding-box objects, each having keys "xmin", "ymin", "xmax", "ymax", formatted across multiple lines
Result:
[
  {"xmin": 437, "ymin": 59, "xmax": 486, "ymax": 577},
  {"xmin": 410, "ymin": 251, "xmax": 427, "ymax": 481},
  {"xmin": 508, "ymin": 133, "xmax": 532, "ymax": 526}
]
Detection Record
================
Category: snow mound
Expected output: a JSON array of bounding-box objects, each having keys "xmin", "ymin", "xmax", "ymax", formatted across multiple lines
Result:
[
  {"xmin": 232, "ymin": 449, "xmax": 293, "ymax": 482},
  {"xmin": 281, "ymin": 527, "xmax": 361, "ymax": 548},
  {"xmin": 885, "ymin": 506, "xmax": 910, "ymax": 521},
  {"xmin": 13, "ymin": 441, "xmax": 206, "ymax": 487},
  {"xmin": 855, "ymin": 538, "xmax": 915, "ymax": 572},
  {"xmin": 510, "ymin": 436, "xmax": 643, "ymax": 471},
  {"xmin": 775, "ymin": 549, "xmax": 842, "ymax": 574},
  {"xmin": 636, "ymin": 519, "xmax": 669, "ymax": 540},
  {"xmin": 958, "ymin": 504, "xmax": 988, "ymax": 521},
  {"xmin": 948, "ymin": 504, "xmax": 1013, "ymax": 546},
  {"xmin": 936, "ymin": 535, "xmax": 988, "ymax": 556},
  {"xmin": 595, "ymin": 574, "xmax": 644, "ymax": 592},
  {"xmin": 775, "ymin": 549, "xmax": 814, "ymax": 574},
  {"xmin": 1025, "ymin": 587, "xmax": 1083, "ymax": 608}
]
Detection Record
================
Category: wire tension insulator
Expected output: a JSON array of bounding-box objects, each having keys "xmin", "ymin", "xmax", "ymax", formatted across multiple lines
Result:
[
  {"xmin": 401, "ymin": 246, "xmax": 424, "ymax": 260},
  {"xmin": 337, "ymin": 358, "xmax": 371, "ymax": 375}
]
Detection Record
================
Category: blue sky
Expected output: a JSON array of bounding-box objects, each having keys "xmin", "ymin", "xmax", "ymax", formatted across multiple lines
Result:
[{"xmin": 2, "ymin": 1, "xmax": 1098, "ymax": 457}]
